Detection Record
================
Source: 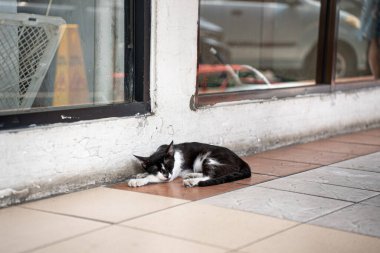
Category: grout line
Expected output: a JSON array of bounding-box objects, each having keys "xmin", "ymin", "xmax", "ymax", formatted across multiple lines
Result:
[
  {"xmin": 326, "ymin": 138, "xmax": 380, "ymax": 145},
  {"xmin": 193, "ymin": 185, "xmax": 253, "ymax": 202},
  {"xmin": 327, "ymin": 164, "xmax": 380, "ymax": 174},
  {"xmin": 245, "ymin": 165, "xmax": 326, "ymax": 184},
  {"xmin": 116, "ymin": 201, "xmax": 192, "ymax": 224},
  {"xmin": 193, "ymin": 183, "xmax": 252, "ymax": 201},
  {"xmin": 245, "ymin": 156, "xmax": 321, "ymax": 166},
  {"xmin": 230, "ymin": 199, "xmax": 363, "ymax": 251},
  {"xmin": 19, "ymin": 206, "xmax": 114, "ymax": 224},
  {"xmin": 311, "ymin": 181, "xmax": 380, "ymax": 193},
  {"xmin": 235, "ymin": 203, "xmax": 358, "ymax": 251},
  {"xmin": 301, "ymin": 177, "xmax": 380, "ymax": 192},
  {"xmin": 250, "ymin": 171, "xmax": 279, "ymax": 177},
  {"xmin": 120, "ymin": 225, "xmax": 229, "ymax": 250},
  {"xmin": 230, "ymin": 222, "xmax": 304, "ymax": 252},
  {"xmin": 304, "ymin": 187, "xmax": 380, "ymax": 224},
  {"xmin": 207, "ymin": 187, "xmax": 380, "ymax": 251},
  {"xmin": 299, "ymin": 190, "xmax": 380, "ymax": 239},
  {"xmin": 254, "ymin": 148, "xmax": 379, "ymax": 168},
  {"xmin": 253, "ymin": 156, "xmax": 340, "ymax": 167},
  {"xmin": 21, "ymin": 225, "xmax": 111, "ymax": 253},
  {"xmin": 248, "ymin": 156, "xmax": 323, "ymax": 166},
  {"xmin": 251, "ymin": 169, "xmax": 318, "ymax": 178},
  {"xmin": 292, "ymin": 146, "xmax": 379, "ymax": 156},
  {"xmin": 255, "ymin": 184, "xmax": 360, "ymax": 203},
  {"xmin": 356, "ymin": 192, "xmax": 380, "ymax": 205},
  {"xmin": 304, "ymin": 202, "xmax": 357, "ymax": 224},
  {"xmin": 327, "ymin": 139, "xmax": 380, "ymax": 146},
  {"xmin": 277, "ymin": 170, "xmax": 380, "ymax": 193}
]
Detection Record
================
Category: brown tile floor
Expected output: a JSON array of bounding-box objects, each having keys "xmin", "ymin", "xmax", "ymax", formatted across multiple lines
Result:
[
  {"xmin": 254, "ymin": 147, "xmax": 355, "ymax": 165},
  {"xmin": 295, "ymin": 140, "xmax": 380, "ymax": 155},
  {"xmin": 361, "ymin": 128, "xmax": 380, "ymax": 137},
  {"xmin": 243, "ymin": 156, "xmax": 320, "ymax": 176},
  {"xmin": 329, "ymin": 132, "xmax": 380, "ymax": 146},
  {"xmin": 110, "ymin": 128, "xmax": 380, "ymax": 201}
]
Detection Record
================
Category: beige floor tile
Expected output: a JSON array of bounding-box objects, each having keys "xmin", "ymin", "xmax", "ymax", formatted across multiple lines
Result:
[
  {"xmin": 241, "ymin": 224, "xmax": 380, "ymax": 253},
  {"xmin": 0, "ymin": 207, "xmax": 105, "ymax": 253},
  {"xmin": 122, "ymin": 203, "xmax": 297, "ymax": 249},
  {"xmin": 23, "ymin": 187, "xmax": 188, "ymax": 223},
  {"xmin": 31, "ymin": 226, "xmax": 224, "ymax": 253}
]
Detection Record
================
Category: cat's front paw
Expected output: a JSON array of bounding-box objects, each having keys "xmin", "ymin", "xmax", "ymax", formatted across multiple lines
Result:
[
  {"xmin": 183, "ymin": 173, "xmax": 203, "ymax": 179},
  {"xmin": 183, "ymin": 178, "xmax": 198, "ymax": 188},
  {"xmin": 128, "ymin": 179, "xmax": 148, "ymax": 187},
  {"xmin": 135, "ymin": 172, "xmax": 149, "ymax": 179}
]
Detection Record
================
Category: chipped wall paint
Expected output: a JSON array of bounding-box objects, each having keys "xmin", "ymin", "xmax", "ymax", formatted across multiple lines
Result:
[{"xmin": 1, "ymin": 0, "xmax": 380, "ymax": 206}]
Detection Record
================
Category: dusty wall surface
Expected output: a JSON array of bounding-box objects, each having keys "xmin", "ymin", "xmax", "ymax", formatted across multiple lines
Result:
[{"xmin": 1, "ymin": 0, "xmax": 380, "ymax": 206}]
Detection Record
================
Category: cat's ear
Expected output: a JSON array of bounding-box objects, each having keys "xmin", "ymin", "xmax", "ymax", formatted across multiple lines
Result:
[
  {"xmin": 134, "ymin": 155, "xmax": 148, "ymax": 168},
  {"xmin": 166, "ymin": 141, "xmax": 174, "ymax": 157}
]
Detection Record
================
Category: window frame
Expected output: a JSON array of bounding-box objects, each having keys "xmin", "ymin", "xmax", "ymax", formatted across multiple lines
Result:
[
  {"xmin": 0, "ymin": 0, "xmax": 151, "ymax": 130},
  {"xmin": 195, "ymin": 0, "xmax": 380, "ymax": 107}
]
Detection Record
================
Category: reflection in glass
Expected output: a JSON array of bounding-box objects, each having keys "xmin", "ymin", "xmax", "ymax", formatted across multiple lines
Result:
[
  {"xmin": 336, "ymin": 0, "xmax": 373, "ymax": 82},
  {"xmin": 0, "ymin": 0, "xmax": 126, "ymax": 115},
  {"xmin": 199, "ymin": 0, "xmax": 371, "ymax": 94},
  {"xmin": 198, "ymin": 0, "xmax": 322, "ymax": 94}
]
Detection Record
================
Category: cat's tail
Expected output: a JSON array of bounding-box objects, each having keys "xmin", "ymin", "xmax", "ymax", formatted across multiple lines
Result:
[{"xmin": 198, "ymin": 162, "xmax": 251, "ymax": 187}]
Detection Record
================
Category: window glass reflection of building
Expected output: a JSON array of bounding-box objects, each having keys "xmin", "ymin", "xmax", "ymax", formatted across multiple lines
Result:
[{"xmin": 360, "ymin": 0, "xmax": 380, "ymax": 79}]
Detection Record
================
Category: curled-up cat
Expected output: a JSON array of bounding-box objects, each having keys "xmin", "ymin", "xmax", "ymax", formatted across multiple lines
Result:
[{"xmin": 128, "ymin": 141, "xmax": 251, "ymax": 187}]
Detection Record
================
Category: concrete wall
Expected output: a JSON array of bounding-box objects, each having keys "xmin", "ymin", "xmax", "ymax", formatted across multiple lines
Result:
[{"xmin": 1, "ymin": 0, "xmax": 380, "ymax": 207}]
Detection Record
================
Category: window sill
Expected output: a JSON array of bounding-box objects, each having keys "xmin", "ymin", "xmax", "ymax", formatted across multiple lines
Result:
[
  {"xmin": 195, "ymin": 81, "xmax": 380, "ymax": 108},
  {"xmin": 0, "ymin": 102, "xmax": 151, "ymax": 131}
]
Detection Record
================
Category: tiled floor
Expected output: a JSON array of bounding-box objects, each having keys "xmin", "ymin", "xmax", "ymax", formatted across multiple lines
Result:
[{"xmin": 1, "ymin": 128, "xmax": 380, "ymax": 252}]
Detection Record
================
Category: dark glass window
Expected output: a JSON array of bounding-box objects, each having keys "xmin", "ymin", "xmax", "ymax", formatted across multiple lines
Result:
[
  {"xmin": 197, "ymin": 0, "xmax": 377, "ymax": 105},
  {"xmin": 0, "ymin": 0, "xmax": 150, "ymax": 129},
  {"xmin": 336, "ymin": 0, "xmax": 375, "ymax": 83}
]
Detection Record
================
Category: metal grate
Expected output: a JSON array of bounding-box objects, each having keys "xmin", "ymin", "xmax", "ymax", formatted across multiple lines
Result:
[{"xmin": 0, "ymin": 13, "xmax": 65, "ymax": 111}]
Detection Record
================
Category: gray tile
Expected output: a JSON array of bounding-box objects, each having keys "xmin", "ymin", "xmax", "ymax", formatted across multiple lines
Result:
[
  {"xmin": 310, "ymin": 204, "xmax": 380, "ymax": 238},
  {"xmin": 361, "ymin": 195, "xmax": 380, "ymax": 207},
  {"xmin": 332, "ymin": 152, "xmax": 380, "ymax": 173},
  {"xmin": 259, "ymin": 177, "xmax": 378, "ymax": 202},
  {"xmin": 200, "ymin": 186, "xmax": 351, "ymax": 222},
  {"xmin": 289, "ymin": 166, "xmax": 380, "ymax": 192}
]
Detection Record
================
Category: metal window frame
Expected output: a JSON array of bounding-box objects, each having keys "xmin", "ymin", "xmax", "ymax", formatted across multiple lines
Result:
[
  {"xmin": 0, "ymin": 0, "xmax": 151, "ymax": 130},
  {"xmin": 195, "ymin": 0, "xmax": 380, "ymax": 107}
]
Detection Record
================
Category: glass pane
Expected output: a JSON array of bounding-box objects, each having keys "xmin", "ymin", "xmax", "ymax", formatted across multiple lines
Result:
[
  {"xmin": 198, "ymin": 0, "xmax": 321, "ymax": 95},
  {"xmin": 0, "ymin": 0, "xmax": 127, "ymax": 115},
  {"xmin": 336, "ymin": 0, "xmax": 374, "ymax": 82}
]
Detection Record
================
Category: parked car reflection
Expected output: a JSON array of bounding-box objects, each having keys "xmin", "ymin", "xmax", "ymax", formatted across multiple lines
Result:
[{"xmin": 199, "ymin": 0, "xmax": 367, "ymax": 89}]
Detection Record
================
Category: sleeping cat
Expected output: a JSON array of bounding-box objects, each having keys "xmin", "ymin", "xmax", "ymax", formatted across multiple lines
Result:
[{"xmin": 128, "ymin": 141, "xmax": 251, "ymax": 187}]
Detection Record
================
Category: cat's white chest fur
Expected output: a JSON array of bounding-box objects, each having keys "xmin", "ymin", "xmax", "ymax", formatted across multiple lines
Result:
[
  {"xmin": 169, "ymin": 151, "xmax": 184, "ymax": 181},
  {"xmin": 193, "ymin": 152, "xmax": 211, "ymax": 172}
]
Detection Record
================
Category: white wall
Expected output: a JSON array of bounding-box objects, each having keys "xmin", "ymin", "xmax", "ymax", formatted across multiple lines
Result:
[{"xmin": 1, "ymin": 0, "xmax": 380, "ymax": 206}]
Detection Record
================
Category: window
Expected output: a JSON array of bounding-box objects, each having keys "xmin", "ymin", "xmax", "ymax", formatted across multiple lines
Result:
[
  {"xmin": 197, "ymin": 0, "xmax": 379, "ymax": 105},
  {"xmin": 335, "ymin": 0, "xmax": 374, "ymax": 83},
  {"xmin": 0, "ymin": 0, "xmax": 150, "ymax": 129}
]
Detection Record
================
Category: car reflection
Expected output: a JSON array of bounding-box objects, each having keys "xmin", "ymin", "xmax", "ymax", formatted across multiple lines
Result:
[{"xmin": 199, "ymin": 0, "xmax": 367, "ymax": 86}]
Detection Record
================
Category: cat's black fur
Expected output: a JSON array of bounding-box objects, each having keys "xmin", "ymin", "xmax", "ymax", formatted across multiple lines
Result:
[{"xmin": 129, "ymin": 141, "xmax": 251, "ymax": 187}]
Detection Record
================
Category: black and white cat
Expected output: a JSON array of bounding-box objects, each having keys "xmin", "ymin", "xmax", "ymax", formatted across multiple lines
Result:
[{"xmin": 128, "ymin": 141, "xmax": 251, "ymax": 187}]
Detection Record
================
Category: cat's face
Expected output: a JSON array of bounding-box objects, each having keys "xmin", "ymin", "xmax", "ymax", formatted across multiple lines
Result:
[{"xmin": 134, "ymin": 141, "xmax": 175, "ymax": 181}]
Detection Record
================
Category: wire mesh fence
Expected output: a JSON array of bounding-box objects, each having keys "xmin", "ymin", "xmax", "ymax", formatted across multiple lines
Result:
[{"xmin": 0, "ymin": 13, "xmax": 65, "ymax": 111}]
